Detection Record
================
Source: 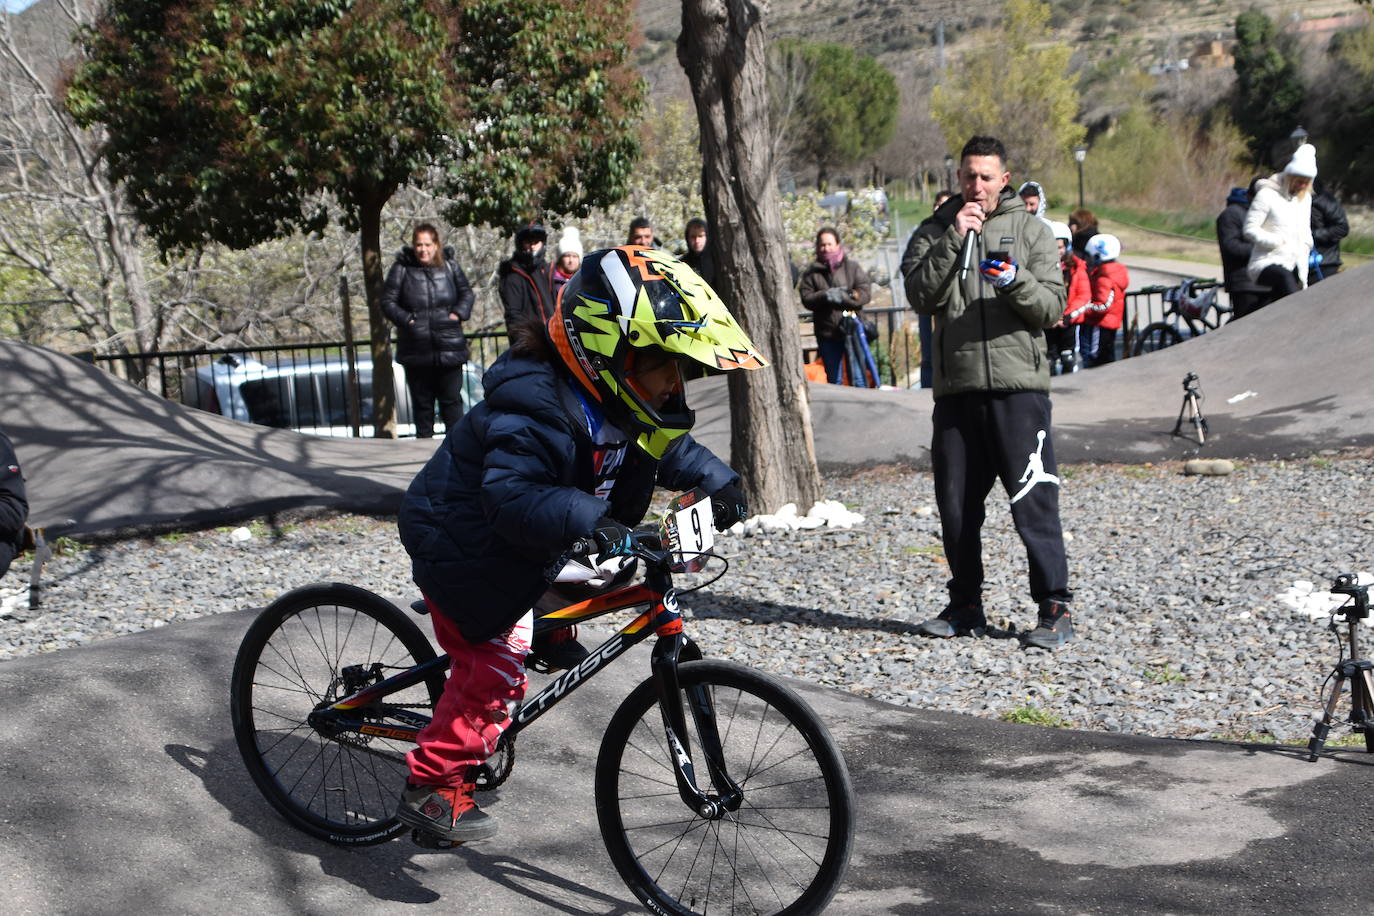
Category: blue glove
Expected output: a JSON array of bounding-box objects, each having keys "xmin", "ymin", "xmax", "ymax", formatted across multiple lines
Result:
[
  {"xmin": 979, "ymin": 258, "xmax": 1018, "ymax": 288},
  {"xmin": 591, "ymin": 517, "xmax": 636, "ymax": 559}
]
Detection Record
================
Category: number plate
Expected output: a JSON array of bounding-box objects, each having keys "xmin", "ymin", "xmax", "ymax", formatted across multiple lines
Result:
[{"xmin": 661, "ymin": 488, "xmax": 714, "ymax": 573}]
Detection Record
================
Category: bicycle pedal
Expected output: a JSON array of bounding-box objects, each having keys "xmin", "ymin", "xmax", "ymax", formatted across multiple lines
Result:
[{"xmin": 411, "ymin": 827, "xmax": 464, "ymax": 850}]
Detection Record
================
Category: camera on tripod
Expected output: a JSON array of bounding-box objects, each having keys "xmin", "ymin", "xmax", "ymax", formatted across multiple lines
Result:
[
  {"xmin": 1173, "ymin": 370, "xmax": 1207, "ymax": 443},
  {"xmin": 1308, "ymin": 572, "xmax": 1374, "ymax": 760},
  {"xmin": 1329, "ymin": 573, "xmax": 1370, "ymax": 620}
]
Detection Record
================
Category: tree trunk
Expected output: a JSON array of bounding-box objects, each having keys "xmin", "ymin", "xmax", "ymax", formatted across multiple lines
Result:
[
  {"xmin": 358, "ymin": 190, "xmax": 397, "ymax": 439},
  {"xmin": 679, "ymin": 0, "xmax": 821, "ymax": 514}
]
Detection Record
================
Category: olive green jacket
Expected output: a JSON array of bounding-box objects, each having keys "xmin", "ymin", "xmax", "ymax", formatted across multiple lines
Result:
[{"xmin": 901, "ymin": 188, "xmax": 1065, "ymax": 399}]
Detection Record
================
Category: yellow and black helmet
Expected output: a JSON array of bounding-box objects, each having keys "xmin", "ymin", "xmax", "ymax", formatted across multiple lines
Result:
[{"xmin": 547, "ymin": 245, "xmax": 768, "ymax": 458}]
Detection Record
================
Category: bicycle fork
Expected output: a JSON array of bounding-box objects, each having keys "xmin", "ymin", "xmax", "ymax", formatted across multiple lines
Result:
[{"xmin": 651, "ymin": 633, "xmax": 745, "ymax": 819}]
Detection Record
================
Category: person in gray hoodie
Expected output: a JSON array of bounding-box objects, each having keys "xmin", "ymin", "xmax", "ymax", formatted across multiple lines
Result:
[{"xmin": 1017, "ymin": 180, "xmax": 1050, "ymax": 224}]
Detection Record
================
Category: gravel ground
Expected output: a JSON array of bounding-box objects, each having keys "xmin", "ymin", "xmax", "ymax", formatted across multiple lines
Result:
[{"xmin": 3, "ymin": 456, "xmax": 1373, "ymax": 746}]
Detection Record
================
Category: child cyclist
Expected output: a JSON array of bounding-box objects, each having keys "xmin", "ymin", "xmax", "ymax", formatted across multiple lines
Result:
[{"xmin": 394, "ymin": 245, "xmax": 767, "ymax": 843}]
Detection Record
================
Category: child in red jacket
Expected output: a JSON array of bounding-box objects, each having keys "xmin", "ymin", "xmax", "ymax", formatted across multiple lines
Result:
[{"xmin": 1066, "ymin": 233, "xmax": 1129, "ymax": 367}]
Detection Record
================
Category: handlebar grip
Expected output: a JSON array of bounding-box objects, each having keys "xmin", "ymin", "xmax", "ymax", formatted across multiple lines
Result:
[{"xmin": 569, "ymin": 537, "xmax": 598, "ymax": 558}]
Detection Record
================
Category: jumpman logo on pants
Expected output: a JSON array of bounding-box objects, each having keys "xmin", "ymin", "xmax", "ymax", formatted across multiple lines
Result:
[{"xmin": 1010, "ymin": 429, "xmax": 1059, "ymax": 504}]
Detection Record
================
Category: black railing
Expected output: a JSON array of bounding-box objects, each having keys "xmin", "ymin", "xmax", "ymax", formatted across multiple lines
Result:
[
  {"xmin": 796, "ymin": 305, "xmax": 918, "ymax": 388},
  {"xmin": 90, "ymin": 279, "xmax": 1218, "ymax": 438},
  {"xmin": 89, "ymin": 329, "xmax": 508, "ymax": 438}
]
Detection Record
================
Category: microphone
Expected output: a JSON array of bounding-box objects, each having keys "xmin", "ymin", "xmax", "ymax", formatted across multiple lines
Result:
[{"xmin": 959, "ymin": 228, "xmax": 979, "ymax": 281}]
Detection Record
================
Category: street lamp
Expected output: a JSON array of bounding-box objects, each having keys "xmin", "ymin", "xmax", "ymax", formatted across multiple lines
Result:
[
  {"xmin": 1073, "ymin": 144, "xmax": 1088, "ymax": 209},
  {"xmin": 943, "ymin": 153, "xmax": 954, "ymax": 191}
]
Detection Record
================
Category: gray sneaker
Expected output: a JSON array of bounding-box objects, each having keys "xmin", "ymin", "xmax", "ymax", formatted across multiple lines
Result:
[
  {"xmin": 396, "ymin": 777, "xmax": 498, "ymax": 843},
  {"xmin": 1024, "ymin": 601, "xmax": 1074, "ymax": 649},
  {"xmin": 915, "ymin": 602, "xmax": 987, "ymax": 638}
]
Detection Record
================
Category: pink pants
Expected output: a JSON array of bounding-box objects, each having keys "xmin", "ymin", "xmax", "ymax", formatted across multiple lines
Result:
[{"xmin": 406, "ymin": 601, "xmax": 532, "ymax": 787}]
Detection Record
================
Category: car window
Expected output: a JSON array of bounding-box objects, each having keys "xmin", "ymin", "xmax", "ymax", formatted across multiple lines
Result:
[{"xmin": 242, "ymin": 377, "xmax": 293, "ymax": 427}]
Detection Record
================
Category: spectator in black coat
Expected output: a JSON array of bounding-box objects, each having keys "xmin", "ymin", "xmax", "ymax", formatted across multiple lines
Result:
[
  {"xmin": 680, "ymin": 218, "xmax": 718, "ymax": 290},
  {"xmin": 1068, "ymin": 207, "xmax": 1099, "ymax": 259},
  {"xmin": 1310, "ymin": 180, "xmax": 1349, "ymax": 283},
  {"xmin": 382, "ymin": 223, "xmax": 476, "ymax": 438},
  {"xmin": 0, "ymin": 427, "xmax": 28, "ymax": 580},
  {"xmin": 498, "ymin": 223, "xmax": 553, "ymax": 345},
  {"xmin": 1216, "ymin": 182, "xmax": 1266, "ymax": 319}
]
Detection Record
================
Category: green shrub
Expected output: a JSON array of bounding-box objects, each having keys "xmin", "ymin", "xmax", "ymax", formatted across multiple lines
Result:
[{"xmin": 1000, "ymin": 705, "xmax": 1071, "ymax": 727}]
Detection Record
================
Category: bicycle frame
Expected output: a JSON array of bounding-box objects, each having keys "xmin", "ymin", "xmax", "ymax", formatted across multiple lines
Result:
[{"xmin": 308, "ymin": 557, "xmax": 742, "ymax": 817}]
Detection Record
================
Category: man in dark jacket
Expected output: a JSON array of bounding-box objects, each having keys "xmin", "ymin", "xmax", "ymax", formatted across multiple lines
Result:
[
  {"xmin": 498, "ymin": 223, "xmax": 553, "ymax": 343},
  {"xmin": 1310, "ymin": 180, "xmax": 1349, "ymax": 283},
  {"xmin": 901, "ymin": 135, "xmax": 1073, "ymax": 650},
  {"xmin": 381, "ymin": 224, "xmax": 476, "ymax": 438},
  {"xmin": 1216, "ymin": 183, "xmax": 1266, "ymax": 319},
  {"xmin": 0, "ymin": 427, "xmax": 28, "ymax": 580},
  {"xmin": 799, "ymin": 228, "xmax": 872, "ymax": 384}
]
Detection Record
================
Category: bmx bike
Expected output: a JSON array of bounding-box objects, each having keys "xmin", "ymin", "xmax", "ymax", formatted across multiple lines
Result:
[
  {"xmin": 1132, "ymin": 278, "xmax": 1228, "ymax": 356},
  {"xmin": 229, "ymin": 490, "xmax": 856, "ymax": 915}
]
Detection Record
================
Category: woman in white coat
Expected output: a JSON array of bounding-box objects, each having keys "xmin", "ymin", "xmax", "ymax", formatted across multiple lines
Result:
[{"xmin": 1243, "ymin": 143, "xmax": 1317, "ymax": 311}]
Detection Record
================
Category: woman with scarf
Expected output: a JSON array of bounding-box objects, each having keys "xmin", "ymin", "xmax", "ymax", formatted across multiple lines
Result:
[{"xmin": 799, "ymin": 228, "xmax": 871, "ymax": 384}]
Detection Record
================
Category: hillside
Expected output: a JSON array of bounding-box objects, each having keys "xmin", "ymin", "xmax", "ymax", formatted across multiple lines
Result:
[{"xmin": 636, "ymin": 0, "xmax": 1367, "ymax": 103}]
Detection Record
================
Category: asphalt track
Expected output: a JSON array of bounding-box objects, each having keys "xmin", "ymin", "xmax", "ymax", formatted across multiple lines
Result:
[{"xmin": 2, "ymin": 262, "xmax": 1373, "ymax": 914}]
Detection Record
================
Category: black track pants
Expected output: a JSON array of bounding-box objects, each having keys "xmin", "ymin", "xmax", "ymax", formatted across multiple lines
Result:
[{"xmin": 931, "ymin": 391, "xmax": 1071, "ymax": 606}]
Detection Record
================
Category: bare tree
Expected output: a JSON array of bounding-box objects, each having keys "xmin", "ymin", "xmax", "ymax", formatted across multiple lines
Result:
[
  {"xmin": 0, "ymin": 0, "xmax": 157, "ymax": 366},
  {"xmin": 679, "ymin": 0, "xmax": 822, "ymax": 514}
]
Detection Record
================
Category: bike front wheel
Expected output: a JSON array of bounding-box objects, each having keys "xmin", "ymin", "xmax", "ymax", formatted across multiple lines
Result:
[
  {"xmin": 1133, "ymin": 321, "xmax": 1182, "ymax": 356},
  {"xmin": 230, "ymin": 583, "xmax": 443, "ymax": 845},
  {"xmin": 596, "ymin": 660, "xmax": 855, "ymax": 915}
]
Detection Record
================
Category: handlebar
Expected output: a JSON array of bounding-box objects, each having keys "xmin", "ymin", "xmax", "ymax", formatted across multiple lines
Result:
[{"xmin": 567, "ymin": 531, "xmax": 672, "ymax": 566}]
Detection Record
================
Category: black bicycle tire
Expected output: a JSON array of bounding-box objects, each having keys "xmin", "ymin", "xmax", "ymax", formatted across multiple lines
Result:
[
  {"xmin": 230, "ymin": 582, "xmax": 442, "ymax": 846},
  {"xmin": 1132, "ymin": 322, "xmax": 1182, "ymax": 356},
  {"xmin": 595, "ymin": 660, "xmax": 855, "ymax": 916}
]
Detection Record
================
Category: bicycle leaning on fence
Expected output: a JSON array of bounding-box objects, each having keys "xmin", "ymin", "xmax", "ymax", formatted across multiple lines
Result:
[
  {"xmin": 229, "ymin": 490, "xmax": 856, "ymax": 916},
  {"xmin": 1132, "ymin": 279, "xmax": 1229, "ymax": 356}
]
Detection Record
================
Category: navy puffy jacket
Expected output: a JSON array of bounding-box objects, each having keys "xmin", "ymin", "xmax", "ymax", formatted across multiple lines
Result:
[
  {"xmin": 398, "ymin": 350, "xmax": 736, "ymax": 642},
  {"xmin": 0, "ymin": 429, "xmax": 27, "ymax": 579}
]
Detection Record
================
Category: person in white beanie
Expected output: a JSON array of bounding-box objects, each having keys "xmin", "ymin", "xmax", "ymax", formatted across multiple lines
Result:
[
  {"xmin": 552, "ymin": 227, "xmax": 582, "ymax": 295},
  {"xmin": 1243, "ymin": 142, "xmax": 1316, "ymax": 311}
]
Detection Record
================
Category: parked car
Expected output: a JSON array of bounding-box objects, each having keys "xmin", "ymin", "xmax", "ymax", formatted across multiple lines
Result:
[{"xmin": 180, "ymin": 353, "xmax": 484, "ymax": 438}]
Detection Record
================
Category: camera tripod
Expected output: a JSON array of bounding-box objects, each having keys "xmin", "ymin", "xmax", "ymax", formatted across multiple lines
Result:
[
  {"xmin": 1307, "ymin": 574, "xmax": 1374, "ymax": 760},
  {"xmin": 1172, "ymin": 371, "xmax": 1208, "ymax": 445}
]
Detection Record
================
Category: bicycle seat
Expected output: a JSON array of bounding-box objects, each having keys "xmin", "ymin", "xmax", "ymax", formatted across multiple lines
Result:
[{"xmin": 1172, "ymin": 280, "xmax": 1217, "ymax": 320}]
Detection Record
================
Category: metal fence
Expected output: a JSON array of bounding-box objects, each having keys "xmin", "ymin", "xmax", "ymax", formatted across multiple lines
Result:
[
  {"xmin": 89, "ymin": 330, "xmax": 509, "ymax": 438},
  {"xmin": 91, "ymin": 275, "xmax": 1221, "ymax": 438}
]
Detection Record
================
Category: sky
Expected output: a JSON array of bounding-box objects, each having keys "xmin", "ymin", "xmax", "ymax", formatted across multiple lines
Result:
[{"xmin": 3, "ymin": 0, "xmax": 38, "ymax": 12}]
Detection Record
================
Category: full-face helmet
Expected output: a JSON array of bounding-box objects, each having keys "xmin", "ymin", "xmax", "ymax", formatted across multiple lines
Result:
[{"xmin": 548, "ymin": 246, "xmax": 768, "ymax": 458}]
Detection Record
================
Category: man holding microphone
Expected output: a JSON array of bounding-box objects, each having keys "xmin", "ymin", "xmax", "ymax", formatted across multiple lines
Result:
[{"xmin": 899, "ymin": 136, "xmax": 1075, "ymax": 650}]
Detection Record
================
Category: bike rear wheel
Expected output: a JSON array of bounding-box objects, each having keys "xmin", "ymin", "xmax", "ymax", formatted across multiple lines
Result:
[
  {"xmin": 230, "ymin": 583, "xmax": 442, "ymax": 845},
  {"xmin": 596, "ymin": 660, "xmax": 854, "ymax": 915},
  {"xmin": 1133, "ymin": 322, "xmax": 1182, "ymax": 356}
]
